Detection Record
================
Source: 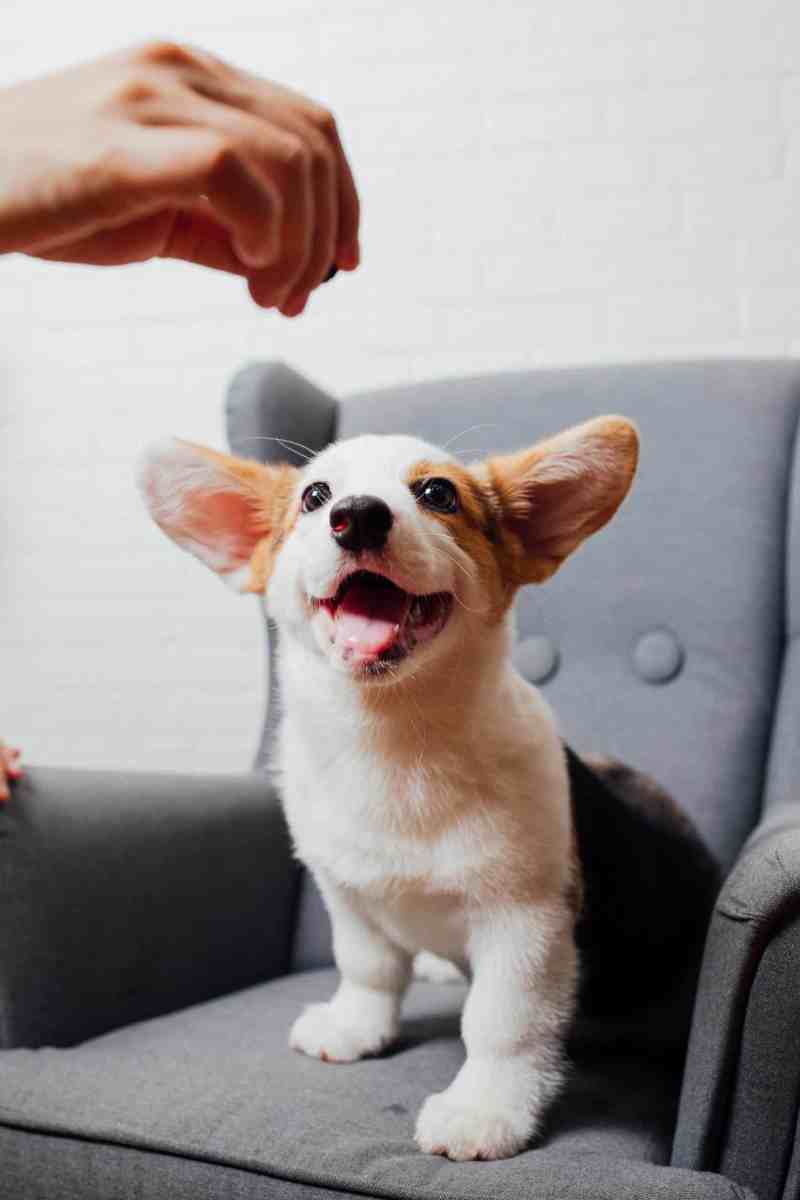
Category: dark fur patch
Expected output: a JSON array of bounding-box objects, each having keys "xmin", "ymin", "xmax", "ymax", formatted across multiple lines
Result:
[{"xmin": 565, "ymin": 746, "xmax": 721, "ymax": 1055}]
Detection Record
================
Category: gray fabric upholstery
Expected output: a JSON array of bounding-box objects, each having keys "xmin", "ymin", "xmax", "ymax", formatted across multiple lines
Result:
[
  {"xmin": 0, "ymin": 766, "xmax": 297, "ymax": 1049},
  {"xmin": 0, "ymin": 968, "xmax": 754, "ymax": 1200},
  {"xmin": 672, "ymin": 806, "xmax": 800, "ymax": 1199},
  {"xmin": 762, "ymin": 372, "xmax": 800, "ymax": 816}
]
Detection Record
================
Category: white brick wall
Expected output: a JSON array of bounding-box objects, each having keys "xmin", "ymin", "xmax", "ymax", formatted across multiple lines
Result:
[{"xmin": 3, "ymin": 0, "xmax": 800, "ymax": 774}]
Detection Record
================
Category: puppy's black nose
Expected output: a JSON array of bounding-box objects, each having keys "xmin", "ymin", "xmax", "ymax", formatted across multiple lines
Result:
[{"xmin": 330, "ymin": 494, "xmax": 393, "ymax": 552}]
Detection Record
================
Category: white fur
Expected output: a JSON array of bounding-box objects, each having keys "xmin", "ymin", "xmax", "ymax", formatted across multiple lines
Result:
[{"xmin": 267, "ymin": 434, "xmax": 578, "ymax": 1161}]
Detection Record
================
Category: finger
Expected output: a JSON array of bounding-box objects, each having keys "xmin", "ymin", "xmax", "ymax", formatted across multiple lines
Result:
[
  {"xmin": 116, "ymin": 120, "xmax": 284, "ymax": 269},
  {"xmin": 278, "ymin": 131, "xmax": 337, "ymax": 315},
  {"xmin": 195, "ymin": 80, "xmax": 340, "ymax": 305},
  {"xmin": 140, "ymin": 96, "xmax": 311, "ymax": 297},
  {"xmin": 325, "ymin": 121, "xmax": 360, "ymax": 270},
  {"xmin": 274, "ymin": 101, "xmax": 359, "ymax": 271},
  {"xmin": 273, "ymin": 107, "xmax": 359, "ymax": 278},
  {"xmin": 201, "ymin": 144, "xmax": 283, "ymax": 269},
  {"xmin": 158, "ymin": 204, "xmax": 250, "ymax": 275},
  {"xmin": 244, "ymin": 135, "xmax": 314, "ymax": 308},
  {"xmin": 0, "ymin": 779, "xmax": 8, "ymax": 804},
  {"xmin": 243, "ymin": 129, "xmax": 314, "ymax": 307}
]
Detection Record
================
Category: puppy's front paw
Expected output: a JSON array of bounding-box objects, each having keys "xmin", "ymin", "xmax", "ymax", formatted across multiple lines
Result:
[
  {"xmin": 415, "ymin": 1091, "xmax": 530, "ymax": 1161},
  {"xmin": 289, "ymin": 1001, "xmax": 396, "ymax": 1063}
]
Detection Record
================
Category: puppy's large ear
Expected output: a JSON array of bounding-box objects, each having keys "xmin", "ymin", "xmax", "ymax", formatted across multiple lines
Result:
[
  {"xmin": 138, "ymin": 438, "xmax": 298, "ymax": 593},
  {"xmin": 482, "ymin": 416, "xmax": 639, "ymax": 584}
]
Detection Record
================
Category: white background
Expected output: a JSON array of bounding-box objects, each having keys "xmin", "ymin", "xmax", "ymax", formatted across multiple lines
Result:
[{"xmin": 3, "ymin": 0, "xmax": 800, "ymax": 774}]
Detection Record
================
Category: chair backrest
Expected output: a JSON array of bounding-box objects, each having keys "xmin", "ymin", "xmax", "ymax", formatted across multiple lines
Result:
[{"xmin": 227, "ymin": 359, "xmax": 800, "ymax": 970}]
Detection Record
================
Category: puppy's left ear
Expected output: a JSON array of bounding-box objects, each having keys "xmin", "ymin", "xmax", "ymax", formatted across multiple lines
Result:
[
  {"xmin": 483, "ymin": 416, "xmax": 639, "ymax": 584},
  {"xmin": 138, "ymin": 438, "xmax": 299, "ymax": 593}
]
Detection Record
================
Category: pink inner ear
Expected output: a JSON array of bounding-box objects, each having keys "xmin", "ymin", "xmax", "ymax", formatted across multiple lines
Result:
[
  {"xmin": 508, "ymin": 476, "xmax": 587, "ymax": 553},
  {"xmin": 183, "ymin": 489, "xmax": 262, "ymax": 570},
  {"xmin": 508, "ymin": 471, "xmax": 625, "ymax": 566}
]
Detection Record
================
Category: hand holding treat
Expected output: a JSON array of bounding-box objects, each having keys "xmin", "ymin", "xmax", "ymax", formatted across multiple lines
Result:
[{"xmin": 0, "ymin": 41, "xmax": 360, "ymax": 315}]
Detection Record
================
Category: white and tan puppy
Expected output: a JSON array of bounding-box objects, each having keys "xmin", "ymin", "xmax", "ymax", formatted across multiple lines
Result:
[{"xmin": 139, "ymin": 416, "xmax": 638, "ymax": 1162}]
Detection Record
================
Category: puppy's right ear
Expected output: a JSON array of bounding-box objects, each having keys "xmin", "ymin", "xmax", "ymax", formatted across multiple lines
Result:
[{"xmin": 138, "ymin": 439, "xmax": 299, "ymax": 593}]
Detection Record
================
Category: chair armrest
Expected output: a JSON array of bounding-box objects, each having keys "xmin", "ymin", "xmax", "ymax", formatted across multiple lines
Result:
[
  {"xmin": 0, "ymin": 766, "xmax": 298, "ymax": 1049},
  {"xmin": 672, "ymin": 804, "xmax": 800, "ymax": 1200}
]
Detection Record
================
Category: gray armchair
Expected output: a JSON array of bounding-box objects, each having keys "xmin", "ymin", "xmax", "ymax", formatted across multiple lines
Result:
[{"xmin": 2, "ymin": 359, "xmax": 799, "ymax": 1200}]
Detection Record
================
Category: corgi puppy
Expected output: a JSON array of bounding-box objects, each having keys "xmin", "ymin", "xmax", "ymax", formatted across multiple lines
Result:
[{"xmin": 139, "ymin": 415, "xmax": 639, "ymax": 1161}]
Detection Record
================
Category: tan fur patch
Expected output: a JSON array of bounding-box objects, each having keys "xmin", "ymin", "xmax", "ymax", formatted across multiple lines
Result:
[
  {"xmin": 406, "ymin": 417, "xmax": 637, "ymax": 618},
  {"xmin": 245, "ymin": 470, "xmax": 301, "ymax": 593},
  {"xmin": 405, "ymin": 459, "xmax": 515, "ymax": 622}
]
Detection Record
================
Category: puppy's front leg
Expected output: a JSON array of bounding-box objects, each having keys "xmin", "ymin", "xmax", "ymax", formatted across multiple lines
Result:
[
  {"xmin": 416, "ymin": 902, "xmax": 576, "ymax": 1161},
  {"xmin": 290, "ymin": 872, "xmax": 411, "ymax": 1063}
]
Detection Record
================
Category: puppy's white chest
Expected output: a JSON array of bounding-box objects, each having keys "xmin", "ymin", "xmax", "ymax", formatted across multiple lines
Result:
[
  {"xmin": 284, "ymin": 751, "xmax": 502, "ymax": 893},
  {"xmin": 282, "ymin": 748, "xmax": 497, "ymax": 964}
]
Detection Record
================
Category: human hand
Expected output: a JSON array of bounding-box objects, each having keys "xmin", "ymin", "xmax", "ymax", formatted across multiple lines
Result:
[
  {"xmin": 0, "ymin": 740, "xmax": 22, "ymax": 803},
  {"xmin": 0, "ymin": 42, "xmax": 360, "ymax": 314}
]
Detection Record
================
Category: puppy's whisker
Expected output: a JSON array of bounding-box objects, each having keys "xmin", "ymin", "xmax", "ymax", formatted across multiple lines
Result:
[
  {"xmin": 424, "ymin": 538, "xmax": 489, "ymax": 615},
  {"xmin": 426, "ymin": 530, "xmax": 477, "ymax": 582},
  {"xmin": 429, "ymin": 556, "xmax": 488, "ymax": 616},
  {"xmin": 238, "ymin": 435, "xmax": 316, "ymax": 462},
  {"xmin": 452, "ymin": 591, "xmax": 490, "ymax": 617},
  {"xmin": 442, "ymin": 423, "xmax": 500, "ymax": 450}
]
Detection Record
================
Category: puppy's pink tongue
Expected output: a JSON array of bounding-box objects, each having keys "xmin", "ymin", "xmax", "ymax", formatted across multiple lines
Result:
[{"xmin": 335, "ymin": 577, "xmax": 409, "ymax": 661}]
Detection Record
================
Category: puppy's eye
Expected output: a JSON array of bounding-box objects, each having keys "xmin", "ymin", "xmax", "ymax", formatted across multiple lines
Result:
[
  {"xmin": 412, "ymin": 477, "xmax": 459, "ymax": 514},
  {"xmin": 301, "ymin": 481, "xmax": 332, "ymax": 513}
]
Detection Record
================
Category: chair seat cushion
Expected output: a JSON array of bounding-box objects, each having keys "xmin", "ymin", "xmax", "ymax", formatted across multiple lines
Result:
[{"xmin": 0, "ymin": 969, "xmax": 749, "ymax": 1200}]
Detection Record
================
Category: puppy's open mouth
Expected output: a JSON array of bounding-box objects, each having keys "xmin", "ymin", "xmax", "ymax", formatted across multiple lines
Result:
[{"xmin": 315, "ymin": 570, "xmax": 453, "ymax": 672}]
